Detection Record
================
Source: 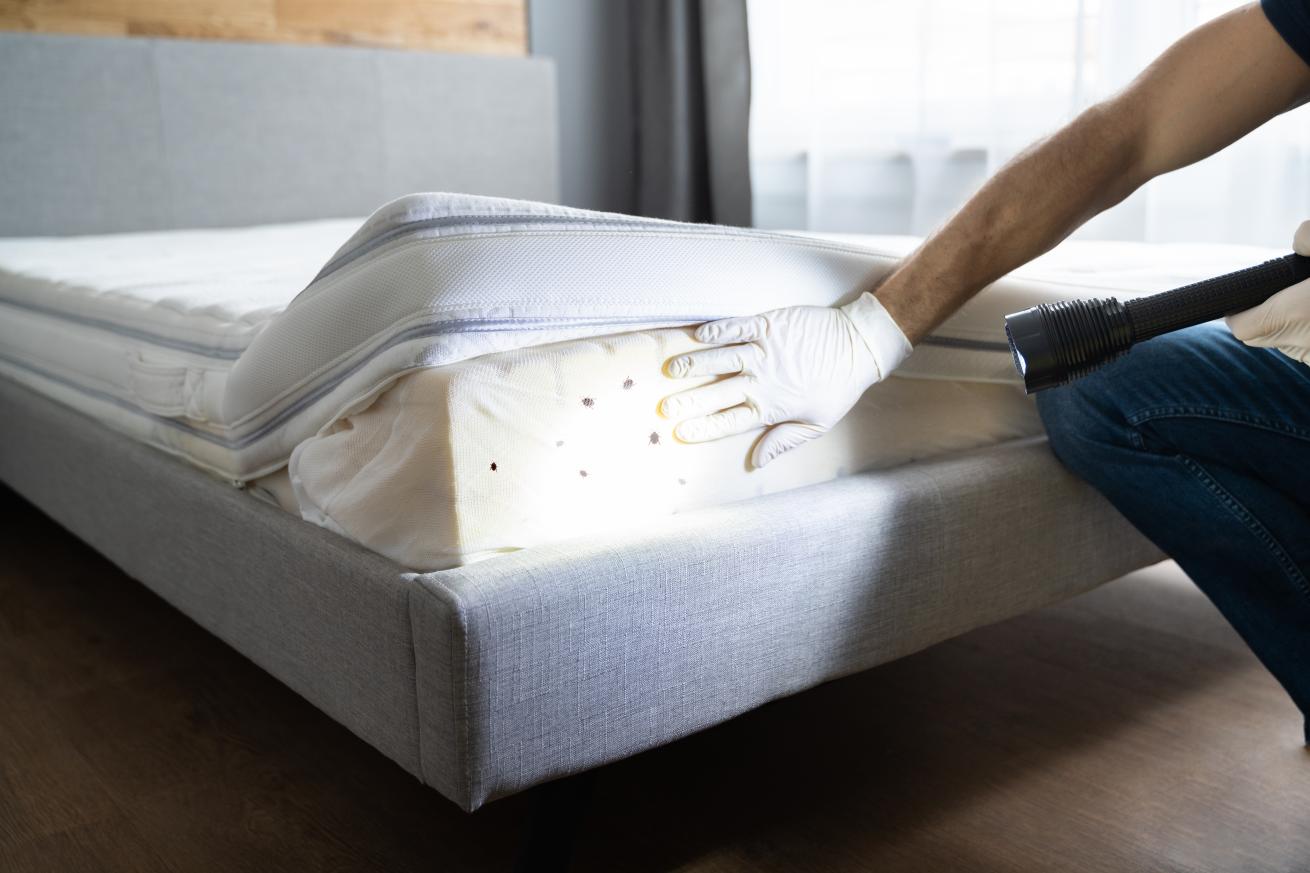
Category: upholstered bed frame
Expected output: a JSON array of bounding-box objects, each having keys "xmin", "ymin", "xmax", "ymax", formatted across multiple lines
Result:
[{"xmin": 0, "ymin": 33, "xmax": 1162, "ymax": 814}]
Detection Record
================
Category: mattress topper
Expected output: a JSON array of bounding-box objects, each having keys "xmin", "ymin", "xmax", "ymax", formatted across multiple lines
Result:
[
  {"xmin": 0, "ymin": 220, "xmax": 358, "ymax": 360},
  {"xmin": 219, "ymin": 194, "xmax": 910, "ymax": 473},
  {"xmin": 0, "ymin": 192, "xmax": 1287, "ymax": 480}
]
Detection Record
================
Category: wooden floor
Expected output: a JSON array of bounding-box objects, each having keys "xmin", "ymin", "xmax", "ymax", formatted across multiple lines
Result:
[{"xmin": 1, "ymin": 484, "xmax": 1307, "ymax": 873}]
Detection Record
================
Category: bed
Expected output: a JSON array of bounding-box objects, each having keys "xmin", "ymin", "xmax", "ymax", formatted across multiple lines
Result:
[{"xmin": 0, "ymin": 32, "xmax": 1171, "ymax": 812}]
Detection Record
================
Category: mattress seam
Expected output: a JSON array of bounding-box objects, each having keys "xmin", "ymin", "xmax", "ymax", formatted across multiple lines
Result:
[{"xmin": 0, "ymin": 296, "xmax": 250, "ymax": 361}]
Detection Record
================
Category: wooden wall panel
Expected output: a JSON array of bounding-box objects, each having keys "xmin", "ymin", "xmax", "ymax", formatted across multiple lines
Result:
[{"xmin": 0, "ymin": 0, "xmax": 527, "ymax": 55}]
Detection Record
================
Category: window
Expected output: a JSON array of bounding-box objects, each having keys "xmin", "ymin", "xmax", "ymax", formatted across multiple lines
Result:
[{"xmin": 748, "ymin": 0, "xmax": 1310, "ymax": 246}]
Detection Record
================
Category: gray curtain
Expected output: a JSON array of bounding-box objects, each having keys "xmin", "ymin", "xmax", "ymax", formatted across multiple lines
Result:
[{"xmin": 629, "ymin": 0, "xmax": 752, "ymax": 225}]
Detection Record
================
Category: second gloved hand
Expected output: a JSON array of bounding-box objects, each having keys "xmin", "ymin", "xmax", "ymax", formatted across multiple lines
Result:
[
  {"xmin": 660, "ymin": 293, "xmax": 912, "ymax": 469},
  {"xmin": 1225, "ymin": 219, "xmax": 1310, "ymax": 365}
]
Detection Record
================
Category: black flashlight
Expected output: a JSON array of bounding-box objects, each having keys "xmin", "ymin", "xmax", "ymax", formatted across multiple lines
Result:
[{"xmin": 1004, "ymin": 253, "xmax": 1310, "ymax": 394}]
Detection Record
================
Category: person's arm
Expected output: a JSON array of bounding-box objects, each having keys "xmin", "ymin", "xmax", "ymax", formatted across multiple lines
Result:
[
  {"xmin": 880, "ymin": 1, "xmax": 1310, "ymax": 343},
  {"xmin": 662, "ymin": 2, "xmax": 1310, "ymax": 469}
]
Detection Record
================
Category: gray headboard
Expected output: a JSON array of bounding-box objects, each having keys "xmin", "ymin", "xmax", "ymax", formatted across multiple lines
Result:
[{"xmin": 0, "ymin": 33, "xmax": 559, "ymax": 236}]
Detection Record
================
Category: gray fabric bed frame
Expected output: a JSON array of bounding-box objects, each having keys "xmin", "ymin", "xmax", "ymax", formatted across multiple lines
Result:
[{"xmin": 0, "ymin": 33, "xmax": 1163, "ymax": 813}]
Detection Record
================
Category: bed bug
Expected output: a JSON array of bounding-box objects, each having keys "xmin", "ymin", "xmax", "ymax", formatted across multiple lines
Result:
[
  {"xmin": 623, "ymin": 378, "xmax": 634, "ymax": 390},
  {"xmin": 579, "ymin": 469, "xmax": 588, "ymax": 478},
  {"xmin": 490, "ymin": 461, "xmax": 498, "ymax": 472},
  {"xmin": 581, "ymin": 397, "xmax": 595, "ymax": 408},
  {"xmin": 649, "ymin": 432, "xmax": 660, "ymax": 445}
]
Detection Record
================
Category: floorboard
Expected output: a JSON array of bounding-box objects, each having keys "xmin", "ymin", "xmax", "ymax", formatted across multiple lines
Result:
[{"xmin": 0, "ymin": 484, "xmax": 1305, "ymax": 872}]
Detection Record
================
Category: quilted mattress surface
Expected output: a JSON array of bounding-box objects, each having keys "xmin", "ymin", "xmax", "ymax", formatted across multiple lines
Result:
[
  {"xmin": 0, "ymin": 192, "xmax": 1288, "ymax": 566},
  {"xmin": 0, "ymin": 219, "xmax": 360, "ymax": 477}
]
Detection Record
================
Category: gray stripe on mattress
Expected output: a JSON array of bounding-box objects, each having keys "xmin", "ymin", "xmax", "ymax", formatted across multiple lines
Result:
[
  {"xmin": 0, "ymin": 298, "xmax": 246, "ymax": 360},
  {"xmin": 309, "ymin": 212, "xmax": 893, "ymax": 284},
  {"xmin": 0, "ymin": 349, "xmax": 234, "ymax": 446},
  {"xmin": 2, "ymin": 317, "xmax": 1014, "ymax": 457},
  {"xmin": 0, "ymin": 313, "xmax": 719, "ymax": 454},
  {"xmin": 313, "ymin": 214, "xmax": 680, "ymax": 282}
]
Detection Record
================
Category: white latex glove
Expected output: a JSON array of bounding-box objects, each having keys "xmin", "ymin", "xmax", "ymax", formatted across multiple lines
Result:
[
  {"xmin": 660, "ymin": 293, "xmax": 912, "ymax": 469},
  {"xmin": 1225, "ymin": 220, "xmax": 1310, "ymax": 365}
]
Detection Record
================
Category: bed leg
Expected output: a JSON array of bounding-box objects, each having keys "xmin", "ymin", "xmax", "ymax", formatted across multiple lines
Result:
[{"xmin": 513, "ymin": 769, "xmax": 598, "ymax": 873}]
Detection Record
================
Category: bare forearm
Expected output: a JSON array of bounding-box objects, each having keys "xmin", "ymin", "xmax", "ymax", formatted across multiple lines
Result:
[
  {"xmin": 875, "ymin": 107, "xmax": 1140, "ymax": 343},
  {"xmin": 872, "ymin": 2, "xmax": 1310, "ymax": 345}
]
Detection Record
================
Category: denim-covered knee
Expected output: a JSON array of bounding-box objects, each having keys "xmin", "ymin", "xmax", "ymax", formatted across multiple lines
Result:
[
  {"xmin": 1037, "ymin": 324, "xmax": 1239, "ymax": 465},
  {"xmin": 1035, "ymin": 368, "xmax": 1132, "ymax": 481}
]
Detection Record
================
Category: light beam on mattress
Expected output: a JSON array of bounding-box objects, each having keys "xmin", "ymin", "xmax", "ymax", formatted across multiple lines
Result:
[{"xmin": 286, "ymin": 327, "xmax": 1041, "ymax": 569}]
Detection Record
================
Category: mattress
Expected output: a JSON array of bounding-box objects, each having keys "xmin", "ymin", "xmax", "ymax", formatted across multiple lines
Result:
[
  {"xmin": 0, "ymin": 219, "xmax": 361, "ymax": 477},
  {"xmin": 0, "ymin": 193, "xmax": 1289, "ymax": 568},
  {"xmin": 284, "ymin": 332, "xmax": 1041, "ymax": 568}
]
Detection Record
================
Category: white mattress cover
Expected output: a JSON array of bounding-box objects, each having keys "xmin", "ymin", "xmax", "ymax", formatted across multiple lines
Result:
[
  {"xmin": 0, "ymin": 193, "xmax": 1289, "ymax": 484},
  {"xmin": 0, "ymin": 220, "xmax": 359, "ymax": 477}
]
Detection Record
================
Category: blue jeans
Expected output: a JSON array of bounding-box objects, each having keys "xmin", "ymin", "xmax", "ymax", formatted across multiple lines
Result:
[{"xmin": 1036, "ymin": 323, "xmax": 1310, "ymax": 743}]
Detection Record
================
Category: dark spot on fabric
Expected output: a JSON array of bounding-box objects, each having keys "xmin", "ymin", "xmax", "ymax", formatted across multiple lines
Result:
[
  {"xmin": 556, "ymin": 440, "xmax": 564, "ymax": 447},
  {"xmin": 582, "ymin": 397, "xmax": 595, "ymax": 408},
  {"xmin": 649, "ymin": 432, "xmax": 660, "ymax": 445},
  {"xmin": 623, "ymin": 378, "xmax": 634, "ymax": 390},
  {"xmin": 490, "ymin": 461, "xmax": 497, "ymax": 471},
  {"xmin": 579, "ymin": 469, "xmax": 588, "ymax": 478}
]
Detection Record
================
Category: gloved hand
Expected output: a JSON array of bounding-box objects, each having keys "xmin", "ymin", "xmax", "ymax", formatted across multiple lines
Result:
[
  {"xmin": 1226, "ymin": 220, "xmax": 1310, "ymax": 365},
  {"xmin": 660, "ymin": 293, "xmax": 912, "ymax": 469}
]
